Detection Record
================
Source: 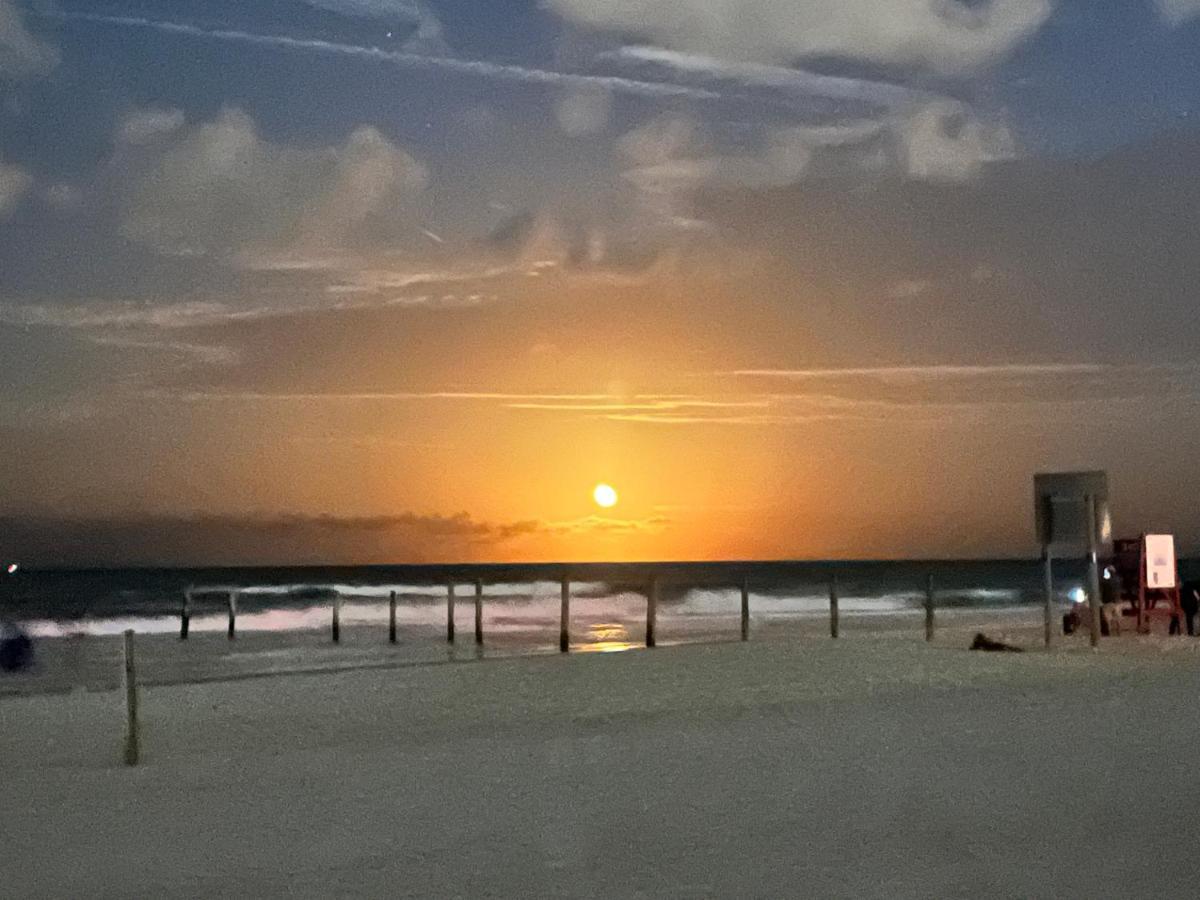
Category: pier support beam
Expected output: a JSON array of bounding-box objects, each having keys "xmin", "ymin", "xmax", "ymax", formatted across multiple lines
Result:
[
  {"xmin": 646, "ymin": 578, "xmax": 658, "ymax": 648},
  {"xmin": 560, "ymin": 577, "xmax": 570, "ymax": 653},
  {"xmin": 925, "ymin": 574, "xmax": 935, "ymax": 642},
  {"xmin": 1043, "ymin": 552, "xmax": 1053, "ymax": 648},
  {"xmin": 180, "ymin": 589, "xmax": 191, "ymax": 640},
  {"xmin": 389, "ymin": 590, "xmax": 398, "ymax": 644},
  {"xmin": 227, "ymin": 591, "xmax": 237, "ymax": 640},
  {"xmin": 474, "ymin": 580, "xmax": 484, "ymax": 646},
  {"xmin": 830, "ymin": 576, "xmax": 839, "ymax": 639},
  {"xmin": 740, "ymin": 577, "xmax": 750, "ymax": 642}
]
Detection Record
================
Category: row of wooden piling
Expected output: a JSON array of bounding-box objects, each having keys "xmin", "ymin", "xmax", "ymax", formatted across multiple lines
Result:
[
  {"xmin": 127, "ymin": 575, "xmax": 956, "ymax": 767},
  {"xmin": 179, "ymin": 575, "xmax": 947, "ymax": 648}
]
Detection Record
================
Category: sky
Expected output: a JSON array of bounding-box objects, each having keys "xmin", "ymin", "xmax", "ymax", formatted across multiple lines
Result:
[{"xmin": 2, "ymin": 0, "xmax": 1200, "ymax": 566}]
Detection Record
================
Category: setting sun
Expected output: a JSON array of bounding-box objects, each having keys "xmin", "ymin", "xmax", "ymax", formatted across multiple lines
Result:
[{"xmin": 593, "ymin": 483, "xmax": 618, "ymax": 508}]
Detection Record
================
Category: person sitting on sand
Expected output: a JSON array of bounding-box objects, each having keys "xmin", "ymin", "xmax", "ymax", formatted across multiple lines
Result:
[{"xmin": 0, "ymin": 622, "xmax": 34, "ymax": 673}]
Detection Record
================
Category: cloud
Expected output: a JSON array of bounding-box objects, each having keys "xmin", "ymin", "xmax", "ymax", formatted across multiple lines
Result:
[
  {"xmin": 0, "ymin": 0, "xmax": 58, "ymax": 77},
  {"xmin": 1157, "ymin": 0, "xmax": 1200, "ymax": 24},
  {"xmin": 0, "ymin": 156, "xmax": 31, "ymax": 217},
  {"xmin": 546, "ymin": 0, "xmax": 1053, "ymax": 75},
  {"xmin": 884, "ymin": 279, "xmax": 932, "ymax": 301},
  {"xmin": 0, "ymin": 511, "xmax": 668, "ymax": 565},
  {"xmin": 614, "ymin": 99, "xmax": 1012, "ymax": 228},
  {"xmin": 116, "ymin": 107, "xmax": 186, "ymax": 145},
  {"xmin": 119, "ymin": 107, "xmax": 427, "ymax": 264},
  {"xmin": 897, "ymin": 99, "xmax": 1016, "ymax": 182},
  {"xmin": 555, "ymin": 87, "xmax": 613, "ymax": 136},
  {"xmin": 726, "ymin": 364, "xmax": 1108, "ymax": 381}
]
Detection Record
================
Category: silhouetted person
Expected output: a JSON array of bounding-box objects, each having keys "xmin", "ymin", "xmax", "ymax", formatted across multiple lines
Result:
[
  {"xmin": 0, "ymin": 623, "xmax": 34, "ymax": 672},
  {"xmin": 1182, "ymin": 583, "xmax": 1199, "ymax": 637}
]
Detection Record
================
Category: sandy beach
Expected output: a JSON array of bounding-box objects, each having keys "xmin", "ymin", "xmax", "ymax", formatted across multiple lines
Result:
[{"xmin": 6, "ymin": 627, "xmax": 1200, "ymax": 898}]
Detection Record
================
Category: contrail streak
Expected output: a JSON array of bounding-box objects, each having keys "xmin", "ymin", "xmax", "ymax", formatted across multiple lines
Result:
[{"xmin": 51, "ymin": 12, "xmax": 721, "ymax": 101}]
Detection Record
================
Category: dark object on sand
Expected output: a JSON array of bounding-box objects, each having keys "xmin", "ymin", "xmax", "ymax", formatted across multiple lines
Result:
[
  {"xmin": 1182, "ymin": 582, "xmax": 1199, "ymax": 637},
  {"xmin": 0, "ymin": 623, "xmax": 34, "ymax": 672},
  {"xmin": 970, "ymin": 632, "xmax": 1024, "ymax": 653}
]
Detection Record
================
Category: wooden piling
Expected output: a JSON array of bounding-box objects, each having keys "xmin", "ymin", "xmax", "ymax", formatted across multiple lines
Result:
[
  {"xmin": 740, "ymin": 577, "xmax": 750, "ymax": 642},
  {"xmin": 560, "ymin": 577, "xmax": 571, "ymax": 653},
  {"xmin": 1086, "ymin": 494, "xmax": 1102, "ymax": 649},
  {"xmin": 474, "ymin": 580, "xmax": 484, "ymax": 645},
  {"xmin": 1042, "ymin": 552, "xmax": 1053, "ymax": 648},
  {"xmin": 389, "ymin": 590, "xmax": 398, "ymax": 644},
  {"xmin": 122, "ymin": 629, "xmax": 140, "ymax": 767},
  {"xmin": 830, "ymin": 576, "xmax": 839, "ymax": 639},
  {"xmin": 447, "ymin": 582, "xmax": 455, "ymax": 644},
  {"xmin": 925, "ymin": 574, "xmax": 935, "ymax": 642},
  {"xmin": 227, "ymin": 591, "xmax": 237, "ymax": 640},
  {"xmin": 646, "ymin": 578, "xmax": 658, "ymax": 648},
  {"xmin": 180, "ymin": 589, "xmax": 191, "ymax": 640}
]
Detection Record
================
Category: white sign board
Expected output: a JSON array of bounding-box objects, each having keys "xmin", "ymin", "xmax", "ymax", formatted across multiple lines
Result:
[{"xmin": 1145, "ymin": 534, "xmax": 1176, "ymax": 589}]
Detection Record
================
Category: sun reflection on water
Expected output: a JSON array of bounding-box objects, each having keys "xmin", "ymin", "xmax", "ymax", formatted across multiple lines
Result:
[{"xmin": 574, "ymin": 622, "xmax": 639, "ymax": 653}]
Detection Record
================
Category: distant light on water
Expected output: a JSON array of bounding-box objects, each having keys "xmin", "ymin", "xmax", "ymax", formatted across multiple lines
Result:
[
  {"xmin": 5, "ymin": 563, "xmax": 17, "ymax": 575},
  {"xmin": 1070, "ymin": 586, "xmax": 1086, "ymax": 604}
]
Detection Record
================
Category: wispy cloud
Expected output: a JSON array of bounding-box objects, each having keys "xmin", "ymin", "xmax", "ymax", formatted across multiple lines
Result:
[
  {"xmin": 55, "ymin": 12, "xmax": 719, "ymax": 101},
  {"xmin": 725, "ymin": 364, "xmax": 1110, "ymax": 381}
]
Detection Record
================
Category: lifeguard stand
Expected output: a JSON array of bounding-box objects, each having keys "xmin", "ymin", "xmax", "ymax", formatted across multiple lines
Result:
[{"xmin": 1113, "ymin": 534, "xmax": 1181, "ymax": 633}]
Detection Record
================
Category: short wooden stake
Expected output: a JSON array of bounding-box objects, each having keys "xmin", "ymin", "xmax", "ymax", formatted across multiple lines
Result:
[
  {"xmin": 740, "ymin": 577, "xmax": 750, "ymax": 642},
  {"xmin": 925, "ymin": 574, "xmax": 935, "ymax": 642},
  {"xmin": 646, "ymin": 578, "xmax": 658, "ymax": 648},
  {"xmin": 447, "ymin": 583, "xmax": 455, "ymax": 644},
  {"xmin": 180, "ymin": 589, "xmax": 191, "ymax": 640},
  {"xmin": 332, "ymin": 592, "xmax": 341, "ymax": 643},
  {"xmin": 830, "ymin": 576, "xmax": 839, "ymax": 639},
  {"xmin": 560, "ymin": 577, "xmax": 571, "ymax": 653},
  {"xmin": 122, "ymin": 630, "xmax": 140, "ymax": 767},
  {"xmin": 474, "ymin": 580, "xmax": 484, "ymax": 645},
  {"xmin": 227, "ymin": 591, "xmax": 237, "ymax": 640},
  {"xmin": 389, "ymin": 590, "xmax": 398, "ymax": 644}
]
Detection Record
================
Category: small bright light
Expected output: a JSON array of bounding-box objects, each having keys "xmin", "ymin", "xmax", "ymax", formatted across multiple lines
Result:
[
  {"xmin": 1070, "ymin": 587, "xmax": 1087, "ymax": 605},
  {"xmin": 5, "ymin": 563, "xmax": 17, "ymax": 575},
  {"xmin": 593, "ymin": 483, "xmax": 618, "ymax": 508}
]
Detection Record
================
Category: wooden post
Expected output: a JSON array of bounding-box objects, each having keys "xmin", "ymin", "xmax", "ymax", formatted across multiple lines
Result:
[
  {"xmin": 829, "ymin": 575, "xmax": 839, "ymax": 639},
  {"xmin": 227, "ymin": 591, "xmax": 237, "ymax": 640},
  {"xmin": 1085, "ymin": 494, "xmax": 1103, "ymax": 649},
  {"xmin": 388, "ymin": 590, "xmax": 398, "ymax": 644},
  {"xmin": 332, "ymin": 592, "xmax": 341, "ymax": 643},
  {"xmin": 1043, "ymin": 550, "xmax": 1054, "ymax": 648},
  {"xmin": 646, "ymin": 578, "xmax": 658, "ymax": 648},
  {"xmin": 447, "ymin": 582, "xmax": 455, "ymax": 644},
  {"xmin": 474, "ymin": 580, "xmax": 484, "ymax": 646},
  {"xmin": 122, "ymin": 630, "xmax": 140, "ymax": 767},
  {"xmin": 740, "ymin": 577, "xmax": 750, "ymax": 642},
  {"xmin": 560, "ymin": 577, "xmax": 571, "ymax": 653},
  {"xmin": 924, "ymin": 574, "xmax": 935, "ymax": 642},
  {"xmin": 180, "ymin": 589, "xmax": 191, "ymax": 640}
]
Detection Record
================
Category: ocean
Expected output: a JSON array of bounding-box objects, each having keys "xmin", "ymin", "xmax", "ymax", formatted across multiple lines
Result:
[{"xmin": 3, "ymin": 557, "xmax": 1189, "ymax": 696}]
